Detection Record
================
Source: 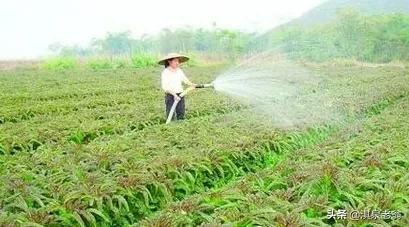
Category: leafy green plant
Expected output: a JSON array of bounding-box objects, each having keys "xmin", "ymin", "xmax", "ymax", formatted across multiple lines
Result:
[
  {"xmin": 131, "ymin": 53, "xmax": 157, "ymax": 68},
  {"xmin": 41, "ymin": 57, "xmax": 78, "ymax": 70},
  {"xmin": 86, "ymin": 58, "xmax": 113, "ymax": 70},
  {"xmin": 1, "ymin": 60, "xmax": 409, "ymax": 226}
]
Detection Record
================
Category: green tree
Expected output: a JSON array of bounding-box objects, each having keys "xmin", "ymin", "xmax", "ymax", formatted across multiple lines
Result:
[{"xmin": 92, "ymin": 31, "xmax": 133, "ymax": 57}]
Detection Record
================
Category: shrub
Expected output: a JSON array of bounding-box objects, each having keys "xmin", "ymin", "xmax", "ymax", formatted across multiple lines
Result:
[
  {"xmin": 41, "ymin": 57, "xmax": 78, "ymax": 70},
  {"xmin": 131, "ymin": 54, "xmax": 157, "ymax": 68},
  {"xmin": 86, "ymin": 58, "xmax": 113, "ymax": 70}
]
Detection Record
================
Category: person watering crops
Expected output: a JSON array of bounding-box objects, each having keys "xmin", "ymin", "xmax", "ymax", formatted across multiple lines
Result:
[{"xmin": 158, "ymin": 53, "xmax": 197, "ymax": 121}]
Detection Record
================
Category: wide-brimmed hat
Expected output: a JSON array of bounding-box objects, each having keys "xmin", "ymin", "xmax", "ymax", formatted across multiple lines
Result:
[{"xmin": 158, "ymin": 53, "xmax": 189, "ymax": 65}]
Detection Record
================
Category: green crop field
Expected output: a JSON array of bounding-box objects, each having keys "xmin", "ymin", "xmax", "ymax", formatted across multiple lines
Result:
[{"xmin": 0, "ymin": 62, "xmax": 408, "ymax": 227}]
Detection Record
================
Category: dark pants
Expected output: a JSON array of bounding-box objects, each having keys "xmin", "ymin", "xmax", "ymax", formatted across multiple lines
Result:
[{"xmin": 165, "ymin": 93, "xmax": 185, "ymax": 120}]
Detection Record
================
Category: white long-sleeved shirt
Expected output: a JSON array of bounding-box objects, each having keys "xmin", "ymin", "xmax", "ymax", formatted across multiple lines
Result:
[{"xmin": 161, "ymin": 67, "xmax": 189, "ymax": 94}]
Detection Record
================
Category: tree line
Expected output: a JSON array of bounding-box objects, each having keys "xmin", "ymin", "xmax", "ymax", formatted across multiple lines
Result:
[{"xmin": 49, "ymin": 8, "xmax": 409, "ymax": 63}]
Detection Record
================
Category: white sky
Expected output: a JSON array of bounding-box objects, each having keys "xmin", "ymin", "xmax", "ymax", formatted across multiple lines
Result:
[{"xmin": 0, "ymin": 0, "xmax": 324, "ymax": 60}]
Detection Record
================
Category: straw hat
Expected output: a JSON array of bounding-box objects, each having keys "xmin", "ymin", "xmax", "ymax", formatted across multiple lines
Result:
[{"xmin": 158, "ymin": 53, "xmax": 189, "ymax": 65}]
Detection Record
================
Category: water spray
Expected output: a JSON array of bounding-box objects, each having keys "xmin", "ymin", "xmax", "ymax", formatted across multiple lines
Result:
[
  {"xmin": 166, "ymin": 83, "xmax": 214, "ymax": 124},
  {"xmin": 208, "ymin": 54, "xmax": 343, "ymax": 128}
]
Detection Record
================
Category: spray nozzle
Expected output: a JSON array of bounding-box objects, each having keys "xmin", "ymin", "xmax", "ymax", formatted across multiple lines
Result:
[{"xmin": 195, "ymin": 83, "xmax": 214, "ymax": 89}]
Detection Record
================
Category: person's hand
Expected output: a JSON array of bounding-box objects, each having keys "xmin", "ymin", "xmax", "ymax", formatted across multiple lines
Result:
[{"xmin": 174, "ymin": 94, "xmax": 181, "ymax": 101}]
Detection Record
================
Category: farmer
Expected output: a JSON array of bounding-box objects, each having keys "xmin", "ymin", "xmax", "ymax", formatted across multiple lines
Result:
[{"xmin": 158, "ymin": 53, "xmax": 197, "ymax": 121}]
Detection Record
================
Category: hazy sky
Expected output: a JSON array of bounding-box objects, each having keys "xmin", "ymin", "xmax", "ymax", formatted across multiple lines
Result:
[{"xmin": 0, "ymin": 0, "xmax": 323, "ymax": 60}]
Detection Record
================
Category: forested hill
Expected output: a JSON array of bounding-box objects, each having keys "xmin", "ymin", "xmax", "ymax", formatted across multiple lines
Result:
[{"xmin": 292, "ymin": 0, "xmax": 409, "ymax": 25}]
